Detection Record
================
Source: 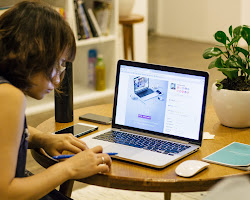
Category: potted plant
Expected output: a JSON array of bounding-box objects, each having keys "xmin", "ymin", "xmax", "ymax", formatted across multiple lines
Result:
[{"xmin": 203, "ymin": 25, "xmax": 250, "ymax": 128}]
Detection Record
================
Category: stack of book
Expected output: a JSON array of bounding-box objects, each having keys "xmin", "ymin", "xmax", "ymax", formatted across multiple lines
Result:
[{"xmin": 73, "ymin": 0, "xmax": 111, "ymax": 40}]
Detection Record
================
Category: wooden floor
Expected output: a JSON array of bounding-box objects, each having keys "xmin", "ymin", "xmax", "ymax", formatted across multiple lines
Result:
[{"xmin": 26, "ymin": 35, "xmax": 221, "ymax": 199}]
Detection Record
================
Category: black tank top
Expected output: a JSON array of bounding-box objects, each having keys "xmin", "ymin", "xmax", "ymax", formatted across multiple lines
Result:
[{"xmin": 0, "ymin": 76, "xmax": 28, "ymax": 177}]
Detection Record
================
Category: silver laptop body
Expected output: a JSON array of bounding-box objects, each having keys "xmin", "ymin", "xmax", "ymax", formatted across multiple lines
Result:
[{"xmin": 81, "ymin": 60, "xmax": 209, "ymax": 168}]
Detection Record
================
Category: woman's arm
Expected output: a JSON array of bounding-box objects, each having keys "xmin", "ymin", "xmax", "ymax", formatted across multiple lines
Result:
[
  {"xmin": 0, "ymin": 84, "xmax": 112, "ymax": 200},
  {"xmin": 9, "ymin": 145, "xmax": 111, "ymax": 200},
  {"xmin": 0, "ymin": 84, "xmax": 26, "ymax": 199}
]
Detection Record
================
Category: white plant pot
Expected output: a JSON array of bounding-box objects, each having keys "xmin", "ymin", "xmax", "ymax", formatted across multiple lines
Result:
[
  {"xmin": 119, "ymin": 0, "xmax": 135, "ymax": 17},
  {"xmin": 211, "ymin": 83, "xmax": 250, "ymax": 128}
]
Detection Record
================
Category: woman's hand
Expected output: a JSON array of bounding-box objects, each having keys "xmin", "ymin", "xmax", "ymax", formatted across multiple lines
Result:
[
  {"xmin": 41, "ymin": 133, "xmax": 88, "ymax": 156},
  {"xmin": 62, "ymin": 145, "xmax": 112, "ymax": 179},
  {"xmin": 28, "ymin": 126, "xmax": 88, "ymax": 156}
]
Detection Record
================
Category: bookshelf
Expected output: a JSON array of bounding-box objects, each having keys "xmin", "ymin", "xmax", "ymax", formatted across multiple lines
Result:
[{"xmin": 0, "ymin": 0, "xmax": 118, "ymax": 116}]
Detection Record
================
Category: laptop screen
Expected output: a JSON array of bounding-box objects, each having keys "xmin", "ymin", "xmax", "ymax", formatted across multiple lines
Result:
[{"xmin": 113, "ymin": 60, "xmax": 209, "ymax": 144}]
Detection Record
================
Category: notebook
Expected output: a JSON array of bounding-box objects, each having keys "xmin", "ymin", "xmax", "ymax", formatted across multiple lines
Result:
[
  {"xmin": 81, "ymin": 60, "xmax": 209, "ymax": 168},
  {"xmin": 202, "ymin": 142, "xmax": 250, "ymax": 171}
]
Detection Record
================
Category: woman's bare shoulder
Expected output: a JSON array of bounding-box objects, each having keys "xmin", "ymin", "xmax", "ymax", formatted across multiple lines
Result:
[{"xmin": 0, "ymin": 83, "xmax": 26, "ymax": 108}]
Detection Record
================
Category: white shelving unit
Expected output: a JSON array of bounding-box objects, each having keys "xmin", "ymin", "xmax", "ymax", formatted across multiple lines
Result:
[{"xmin": 25, "ymin": 0, "xmax": 118, "ymax": 115}]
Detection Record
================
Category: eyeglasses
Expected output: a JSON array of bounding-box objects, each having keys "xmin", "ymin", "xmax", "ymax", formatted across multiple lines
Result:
[
  {"xmin": 50, "ymin": 60, "xmax": 67, "ymax": 83},
  {"xmin": 53, "ymin": 60, "xmax": 66, "ymax": 78}
]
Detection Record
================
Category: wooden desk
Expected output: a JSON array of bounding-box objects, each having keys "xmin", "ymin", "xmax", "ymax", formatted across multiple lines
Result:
[{"xmin": 31, "ymin": 104, "xmax": 250, "ymax": 200}]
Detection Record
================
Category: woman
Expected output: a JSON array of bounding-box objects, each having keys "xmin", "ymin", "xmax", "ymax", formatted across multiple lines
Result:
[{"xmin": 0, "ymin": 1, "xmax": 111, "ymax": 199}]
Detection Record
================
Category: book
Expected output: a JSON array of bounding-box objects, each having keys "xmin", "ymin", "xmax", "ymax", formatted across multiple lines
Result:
[
  {"xmin": 202, "ymin": 142, "xmax": 250, "ymax": 171},
  {"xmin": 73, "ymin": 0, "xmax": 86, "ymax": 40},
  {"xmin": 81, "ymin": 1, "xmax": 98, "ymax": 37},
  {"xmin": 77, "ymin": 0, "xmax": 93, "ymax": 39},
  {"xmin": 93, "ymin": 0, "xmax": 112, "ymax": 36},
  {"xmin": 88, "ymin": 8, "xmax": 102, "ymax": 37}
]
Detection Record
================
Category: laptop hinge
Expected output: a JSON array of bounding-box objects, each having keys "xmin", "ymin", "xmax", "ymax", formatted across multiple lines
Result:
[{"xmin": 117, "ymin": 128, "xmax": 190, "ymax": 144}]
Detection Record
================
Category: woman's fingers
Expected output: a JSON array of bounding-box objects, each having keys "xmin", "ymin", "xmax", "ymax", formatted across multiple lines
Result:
[
  {"xmin": 68, "ymin": 137, "xmax": 89, "ymax": 151},
  {"xmin": 96, "ymin": 153, "xmax": 112, "ymax": 167},
  {"xmin": 90, "ymin": 145, "xmax": 103, "ymax": 154},
  {"xmin": 97, "ymin": 163, "xmax": 110, "ymax": 173},
  {"xmin": 59, "ymin": 134, "xmax": 89, "ymax": 153},
  {"xmin": 62, "ymin": 146, "xmax": 113, "ymax": 179},
  {"xmin": 88, "ymin": 146, "xmax": 113, "ymax": 168}
]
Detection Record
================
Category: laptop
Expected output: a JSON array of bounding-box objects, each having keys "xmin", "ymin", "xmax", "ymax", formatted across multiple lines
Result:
[
  {"xmin": 133, "ymin": 76, "xmax": 158, "ymax": 101},
  {"xmin": 81, "ymin": 60, "xmax": 209, "ymax": 168}
]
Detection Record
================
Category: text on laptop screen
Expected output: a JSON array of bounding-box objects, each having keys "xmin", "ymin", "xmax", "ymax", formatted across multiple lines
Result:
[{"xmin": 115, "ymin": 65, "xmax": 206, "ymax": 140}]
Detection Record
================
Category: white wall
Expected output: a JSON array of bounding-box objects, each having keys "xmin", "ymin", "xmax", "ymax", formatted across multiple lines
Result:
[
  {"xmin": 118, "ymin": 0, "xmax": 148, "ymax": 62},
  {"xmin": 132, "ymin": 0, "xmax": 148, "ymax": 62},
  {"xmin": 155, "ymin": 0, "xmax": 250, "ymax": 43},
  {"xmin": 241, "ymin": 0, "xmax": 250, "ymax": 25}
]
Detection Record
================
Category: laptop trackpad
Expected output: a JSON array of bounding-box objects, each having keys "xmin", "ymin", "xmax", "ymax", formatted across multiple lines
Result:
[{"xmin": 104, "ymin": 144, "xmax": 143, "ymax": 158}]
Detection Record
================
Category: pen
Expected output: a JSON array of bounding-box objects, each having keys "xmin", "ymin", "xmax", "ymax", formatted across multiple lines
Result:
[{"xmin": 52, "ymin": 152, "xmax": 118, "ymax": 160}]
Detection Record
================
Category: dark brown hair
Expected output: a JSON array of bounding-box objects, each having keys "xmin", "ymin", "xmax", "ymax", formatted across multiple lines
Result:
[{"xmin": 0, "ymin": 0, "xmax": 76, "ymax": 90}]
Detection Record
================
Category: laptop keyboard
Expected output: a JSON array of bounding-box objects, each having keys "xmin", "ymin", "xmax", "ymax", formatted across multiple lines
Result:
[
  {"xmin": 137, "ymin": 88, "xmax": 154, "ymax": 98},
  {"xmin": 94, "ymin": 131, "xmax": 191, "ymax": 155}
]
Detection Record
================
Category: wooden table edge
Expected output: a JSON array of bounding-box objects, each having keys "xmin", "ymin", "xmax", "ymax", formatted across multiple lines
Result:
[
  {"xmin": 30, "ymin": 103, "xmax": 250, "ymax": 194},
  {"xmin": 30, "ymin": 145, "xmax": 250, "ymax": 193}
]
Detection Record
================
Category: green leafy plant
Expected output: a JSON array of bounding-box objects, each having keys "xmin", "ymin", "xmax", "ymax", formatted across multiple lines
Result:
[{"xmin": 203, "ymin": 25, "xmax": 250, "ymax": 91}]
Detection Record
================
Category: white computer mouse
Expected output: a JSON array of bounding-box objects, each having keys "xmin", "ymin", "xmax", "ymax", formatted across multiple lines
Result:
[{"xmin": 175, "ymin": 160, "xmax": 210, "ymax": 177}]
